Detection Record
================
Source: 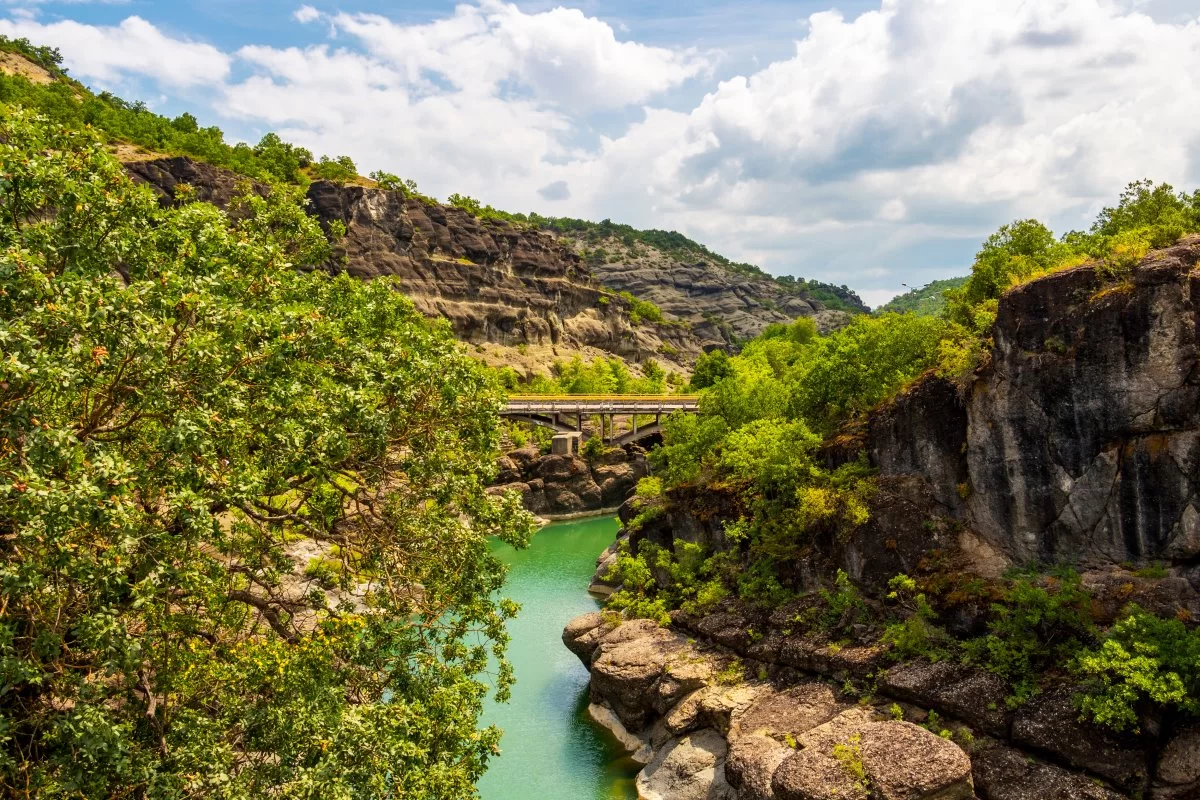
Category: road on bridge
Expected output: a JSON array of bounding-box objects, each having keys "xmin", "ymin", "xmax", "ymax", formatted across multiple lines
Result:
[{"xmin": 501, "ymin": 395, "xmax": 700, "ymax": 445}]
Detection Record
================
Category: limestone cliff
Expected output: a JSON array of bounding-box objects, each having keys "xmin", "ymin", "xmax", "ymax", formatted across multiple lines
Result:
[
  {"xmin": 126, "ymin": 156, "xmax": 846, "ymax": 369},
  {"xmin": 563, "ymin": 232, "xmax": 862, "ymax": 347}
]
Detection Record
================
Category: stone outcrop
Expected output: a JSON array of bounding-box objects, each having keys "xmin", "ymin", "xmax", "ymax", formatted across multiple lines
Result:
[
  {"xmin": 564, "ymin": 616, "xmax": 979, "ymax": 800},
  {"xmin": 123, "ymin": 157, "xmax": 848, "ymax": 369},
  {"xmin": 488, "ymin": 444, "xmax": 648, "ymax": 517},
  {"xmin": 581, "ymin": 240, "xmax": 859, "ymax": 348}
]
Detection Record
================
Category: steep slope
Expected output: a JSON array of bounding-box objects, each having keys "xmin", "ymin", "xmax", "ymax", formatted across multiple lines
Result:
[
  {"xmin": 876, "ymin": 276, "xmax": 968, "ymax": 315},
  {"xmin": 126, "ymin": 157, "xmax": 706, "ymax": 368}
]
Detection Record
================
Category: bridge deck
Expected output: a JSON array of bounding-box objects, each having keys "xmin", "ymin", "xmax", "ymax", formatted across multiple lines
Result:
[{"xmin": 503, "ymin": 394, "xmax": 699, "ymax": 415}]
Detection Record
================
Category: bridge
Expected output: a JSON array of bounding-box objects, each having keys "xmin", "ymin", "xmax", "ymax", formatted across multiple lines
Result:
[{"xmin": 502, "ymin": 395, "xmax": 699, "ymax": 446}]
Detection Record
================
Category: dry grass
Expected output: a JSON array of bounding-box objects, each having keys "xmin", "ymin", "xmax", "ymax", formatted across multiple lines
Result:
[{"xmin": 0, "ymin": 51, "xmax": 53, "ymax": 85}]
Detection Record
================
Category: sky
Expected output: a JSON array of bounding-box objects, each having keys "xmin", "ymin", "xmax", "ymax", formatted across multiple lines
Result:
[{"xmin": 2, "ymin": 0, "xmax": 1199, "ymax": 307}]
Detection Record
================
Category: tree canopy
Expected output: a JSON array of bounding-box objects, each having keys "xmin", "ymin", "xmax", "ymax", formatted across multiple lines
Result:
[{"xmin": 0, "ymin": 110, "xmax": 535, "ymax": 798}]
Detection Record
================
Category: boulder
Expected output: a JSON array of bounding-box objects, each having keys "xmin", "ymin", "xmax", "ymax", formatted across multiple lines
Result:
[
  {"xmin": 726, "ymin": 733, "xmax": 795, "ymax": 800},
  {"xmin": 772, "ymin": 711, "xmax": 973, "ymax": 800},
  {"xmin": 1154, "ymin": 724, "xmax": 1200, "ymax": 799},
  {"xmin": 731, "ymin": 683, "xmax": 845, "ymax": 740},
  {"xmin": 589, "ymin": 620, "xmax": 690, "ymax": 728},
  {"xmin": 971, "ymin": 742, "xmax": 1128, "ymax": 800},
  {"xmin": 1011, "ymin": 685, "xmax": 1149, "ymax": 790},
  {"xmin": 636, "ymin": 729, "xmax": 736, "ymax": 800},
  {"xmin": 879, "ymin": 660, "xmax": 1012, "ymax": 736},
  {"xmin": 561, "ymin": 611, "xmax": 613, "ymax": 664}
]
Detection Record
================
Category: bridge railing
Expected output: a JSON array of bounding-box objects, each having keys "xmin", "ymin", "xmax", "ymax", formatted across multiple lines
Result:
[{"xmin": 503, "ymin": 394, "xmax": 699, "ymax": 414}]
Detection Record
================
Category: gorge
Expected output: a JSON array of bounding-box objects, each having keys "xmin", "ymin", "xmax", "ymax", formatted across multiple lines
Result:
[{"xmin": 3, "ymin": 32, "xmax": 1200, "ymax": 800}]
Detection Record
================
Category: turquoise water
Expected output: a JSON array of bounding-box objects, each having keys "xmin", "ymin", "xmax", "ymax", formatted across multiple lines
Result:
[{"xmin": 479, "ymin": 516, "xmax": 639, "ymax": 800}]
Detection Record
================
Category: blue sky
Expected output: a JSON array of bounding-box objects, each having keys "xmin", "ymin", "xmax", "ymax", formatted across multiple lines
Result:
[{"xmin": 3, "ymin": 0, "xmax": 1200, "ymax": 306}]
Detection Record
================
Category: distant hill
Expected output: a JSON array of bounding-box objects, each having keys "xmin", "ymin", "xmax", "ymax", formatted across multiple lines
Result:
[{"xmin": 876, "ymin": 276, "xmax": 968, "ymax": 316}]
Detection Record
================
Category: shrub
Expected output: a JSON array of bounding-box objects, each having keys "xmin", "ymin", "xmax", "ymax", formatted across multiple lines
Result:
[
  {"xmin": 311, "ymin": 154, "xmax": 358, "ymax": 183},
  {"xmin": 1075, "ymin": 605, "xmax": 1200, "ymax": 732}
]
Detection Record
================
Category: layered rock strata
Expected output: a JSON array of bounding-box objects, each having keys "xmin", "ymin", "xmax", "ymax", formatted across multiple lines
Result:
[{"xmin": 488, "ymin": 445, "xmax": 649, "ymax": 518}]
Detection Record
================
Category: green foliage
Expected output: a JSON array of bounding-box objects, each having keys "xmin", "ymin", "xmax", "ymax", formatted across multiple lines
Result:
[
  {"xmin": 831, "ymin": 733, "xmax": 868, "ymax": 791},
  {"xmin": 618, "ymin": 291, "xmax": 665, "ymax": 324},
  {"xmin": 635, "ymin": 476, "xmax": 663, "ymax": 499},
  {"xmin": 581, "ymin": 435, "xmax": 605, "ymax": 461},
  {"xmin": 876, "ymin": 277, "xmax": 968, "ymax": 316},
  {"xmin": 0, "ymin": 110, "xmax": 537, "ymax": 798},
  {"xmin": 311, "ymin": 154, "xmax": 358, "ymax": 183},
  {"xmin": 882, "ymin": 574, "xmax": 950, "ymax": 661},
  {"xmin": 1075, "ymin": 605, "xmax": 1200, "ymax": 732},
  {"xmin": 963, "ymin": 571, "xmax": 1095, "ymax": 705},
  {"xmin": 819, "ymin": 570, "xmax": 867, "ymax": 633},
  {"xmin": 0, "ymin": 35, "xmax": 65, "ymax": 73},
  {"xmin": 689, "ymin": 349, "xmax": 734, "ymax": 390},
  {"xmin": 946, "ymin": 181, "xmax": 1200, "ymax": 329},
  {"xmin": 508, "ymin": 355, "xmax": 669, "ymax": 396},
  {"xmin": 790, "ymin": 313, "xmax": 953, "ymax": 432}
]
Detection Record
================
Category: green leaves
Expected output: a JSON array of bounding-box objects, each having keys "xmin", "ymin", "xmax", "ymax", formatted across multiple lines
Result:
[
  {"xmin": 1076, "ymin": 605, "xmax": 1200, "ymax": 732},
  {"xmin": 0, "ymin": 110, "xmax": 536, "ymax": 798}
]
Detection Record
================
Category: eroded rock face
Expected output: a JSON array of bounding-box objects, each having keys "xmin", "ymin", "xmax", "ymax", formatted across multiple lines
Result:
[
  {"xmin": 489, "ymin": 445, "xmax": 648, "ymax": 516},
  {"xmin": 569, "ymin": 618, "xmax": 978, "ymax": 800},
  {"xmin": 965, "ymin": 241, "xmax": 1200, "ymax": 567},
  {"xmin": 971, "ymin": 743, "xmax": 1128, "ymax": 800}
]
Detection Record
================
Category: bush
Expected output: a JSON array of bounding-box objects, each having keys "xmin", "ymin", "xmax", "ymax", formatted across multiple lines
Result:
[
  {"xmin": 1076, "ymin": 605, "xmax": 1200, "ymax": 732},
  {"xmin": 963, "ymin": 570, "xmax": 1095, "ymax": 705},
  {"xmin": 311, "ymin": 154, "xmax": 358, "ymax": 183}
]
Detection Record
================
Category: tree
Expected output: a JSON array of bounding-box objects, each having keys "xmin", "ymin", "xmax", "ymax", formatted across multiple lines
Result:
[
  {"xmin": 689, "ymin": 349, "xmax": 733, "ymax": 390},
  {"xmin": 312, "ymin": 154, "xmax": 358, "ymax": 183},
  {"xmin": 0, "ymin": 110, "xmax": 535, "ymax": 798},
  {"xmin": 254, "ymin": 132, "xmax": 313, "ymax": 184}
]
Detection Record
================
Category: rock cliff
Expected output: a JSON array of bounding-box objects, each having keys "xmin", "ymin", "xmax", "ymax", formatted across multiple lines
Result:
[
  {"xmin": 566, "ymin": 233, "xmax": 860, "ymax": 347},
  {"xmin": 126, "ymin": 157, "xmax": 846, "ymax": 369},
  {"xmin": 567, "ymin": 239, "xmax": 1200, "ymax": 800}
]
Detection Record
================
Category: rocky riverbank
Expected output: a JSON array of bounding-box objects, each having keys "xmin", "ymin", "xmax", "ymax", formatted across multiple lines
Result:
[
  {"xmin": 560, "ymin": 240, "xmax": 1200, "ymax": 799},
  {"xmin": 489, "ymin": 444, "xmax": 649, "ymax": 518},
  {"xmin": 564, "ymin": 609, "xmax": 1198, "ymax": 800}
]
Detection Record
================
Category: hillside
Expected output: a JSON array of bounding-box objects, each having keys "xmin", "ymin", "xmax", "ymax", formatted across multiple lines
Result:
[
  {"xmin": 877, "ymin": 276, "xmax": 968, "ymax": 315},
  {"xmin": 0, "ymin": 37, "xmax": 859, "ymax": 367}
]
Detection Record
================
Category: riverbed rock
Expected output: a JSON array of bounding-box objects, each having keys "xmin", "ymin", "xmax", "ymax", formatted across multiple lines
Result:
[
  {"xmin": 879, "ymin": 660, "xmax": 1013, "ymax": 737},
  {"xmin": 589, "ymin": 621, "xmax": 692, "ymax": 728},
  {"xmin": 636, "ymin": 728, "xmax": 736, "ymax": 800},
  {"xmin": 1153, "ymin": 724, "xmax": 1200, "ymax": 798},
  {"xmin": 971, "ymin": 742, "xmax": 1128, "ymax": 800},
  {"xmin": 772, "ymin": 710, "xmax": 973, "ymax": 800},
  {"xmin": 562, "ymin": 611, "xmax": 614, "ymax": 663},
  {"xmin": 725, "ymin": 733, "xmax": 794, "ymax": 800},
  {"xmin": 1010, "ymin": 685, "xmax": 1149, "ymax": 790}
]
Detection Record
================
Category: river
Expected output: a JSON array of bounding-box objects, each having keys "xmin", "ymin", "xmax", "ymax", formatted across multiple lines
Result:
[{"xmin": 479, "ymin": 515, "xmax": 639, "ymax": 800}]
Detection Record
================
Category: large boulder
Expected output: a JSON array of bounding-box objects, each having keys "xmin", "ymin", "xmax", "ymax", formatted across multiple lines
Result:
[
  {"xmin": 588, "ymin": 620, "xmax": 691, "ymax": 729},
  {"xmin": 971, "ymin": 742, "xmax": 1127, "ymax": 800},
  {"xmin": 772, "ymin": 711, "xmax": 973, "ymax": 800},
  {"xmin": 635, "ymin": 729, "xmax": 736, "ymax": 800},
  {"xmin": 561, "ymin": 611, "xmax": 613, "ymax": 664},
  {"xmin": 1011, "ymin": 685, "xmax": 1149, "ymax": 790}
]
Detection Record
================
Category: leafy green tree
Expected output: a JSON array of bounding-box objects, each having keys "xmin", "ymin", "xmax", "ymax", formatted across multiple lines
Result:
[
  {"xmin": 253, "ymin": 132, "xmax": 313, "ymax": 184},
  {"xmin": 689, "ymin": 349, "xmax": 734, "ymax": 390},
  {"xmin": 0, "ymin": 110, "xmax": 535, "ymax": 798},
  {"xmin": 311, "ymin": 154, "xmax": 358, "ymax": 183}
]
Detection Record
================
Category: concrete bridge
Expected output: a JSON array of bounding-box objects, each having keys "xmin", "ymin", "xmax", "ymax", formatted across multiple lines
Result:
[{"xmin": 503, "ymin": 395, "xmax": 699, "ymax": 446}]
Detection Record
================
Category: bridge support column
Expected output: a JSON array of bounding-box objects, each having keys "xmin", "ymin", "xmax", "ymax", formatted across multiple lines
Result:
[{"xmin": 633, "ymin": 415, "xmax": 638, "ymax": 437}]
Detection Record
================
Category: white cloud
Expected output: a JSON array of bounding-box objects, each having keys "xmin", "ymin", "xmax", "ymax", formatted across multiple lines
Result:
[
  {"xmin": 0, "ymin": 15, "xmax": 229, "ymax": 87},
  {"xmin": 4, "ymin": 1, "xmax": 1200, "ymax": 296},
  {"xmin": 293, "ymin": 5, "xmax": 320, "ymax": 24}
]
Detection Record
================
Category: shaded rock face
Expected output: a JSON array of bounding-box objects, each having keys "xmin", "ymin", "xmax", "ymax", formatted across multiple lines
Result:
[
  {"xmin": 126, "ymin": 157, "xmax": 268, "ymax": 209},
  {"xmin": 304, "ymin": 182, "xmax": 708, "ymax": 364},
  {"xmin": 964, "ymin": 243, "xmax": 1200, "ymax": 567},
  {"xmin": 853, "ymin": 239, "xmax": 1200, "ymax": 576},
  {"xmin": 488, "ymin": 445, "xmax": 648, "ymax": 516}
]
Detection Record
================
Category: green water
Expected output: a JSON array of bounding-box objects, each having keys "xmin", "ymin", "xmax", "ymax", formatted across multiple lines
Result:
[{"xmin": 479, "ymin": 516, "xmax": 639, "ymax": 800}]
